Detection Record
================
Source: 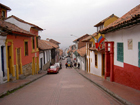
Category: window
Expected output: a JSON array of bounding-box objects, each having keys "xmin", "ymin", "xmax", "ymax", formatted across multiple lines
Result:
[
  {"xmin": 138, "ymin": 42, "xmax": 140, "ymax": 67},
  {"xmin": 117, "ymin": 43, "xmax": 123, "ymax": 62},
  {"xmin": 95, "ymin": 53, "xmax": 97, "ymax": 67},
  {"xmin": 2, "ymin": 10, "xmax": 5, "ymax": 18},
  {"xmin": 32, "ymin": 37, "xmax": 35, "ymax": 49},
  {"xmin": 89, "ymin": 43, "xmax": 92, "ymax": 48},
  {"xmin": 36, "ymin": 36, "xmax": 38, "ymax": 49},
  {"xmin": 24, "ymin": 41, "xmax": 28, "ymax": 56}
]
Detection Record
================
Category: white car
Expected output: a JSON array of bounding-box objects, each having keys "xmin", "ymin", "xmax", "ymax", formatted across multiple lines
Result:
[{"xmin": 54, "ymin": 63, "xmax": 60, "ymax": 69}]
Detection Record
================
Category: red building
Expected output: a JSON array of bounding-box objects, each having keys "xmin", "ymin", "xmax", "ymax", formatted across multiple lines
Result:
[{"xmin": 0, "ymin": 3, "xmax": 43, "ymax": 81}]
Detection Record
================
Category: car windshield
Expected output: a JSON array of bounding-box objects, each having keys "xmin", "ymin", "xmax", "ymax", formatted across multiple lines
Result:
[{"xmin": 50, "ymin": 66, "xmax": 56, "ymax": 69}]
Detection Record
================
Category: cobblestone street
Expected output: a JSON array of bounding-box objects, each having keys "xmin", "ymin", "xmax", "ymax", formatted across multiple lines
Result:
[{"xmin": 0, "ymin": 60, "xmax": 123, "ymax": 105}]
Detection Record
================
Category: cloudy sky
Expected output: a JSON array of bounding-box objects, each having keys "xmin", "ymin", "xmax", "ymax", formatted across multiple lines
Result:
[{"xmin": 1, "ymin": 0, "xmax": 140, "ymax": 49}]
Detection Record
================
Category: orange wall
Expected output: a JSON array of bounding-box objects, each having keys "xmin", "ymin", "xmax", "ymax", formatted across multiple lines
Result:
[{"xmin": 7, "ymin": 34, "xmax": 39, "ymax": 66}]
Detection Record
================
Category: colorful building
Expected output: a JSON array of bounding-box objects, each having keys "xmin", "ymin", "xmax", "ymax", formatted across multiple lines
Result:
[
  {"xmin": 82, "ymin": 14, "xmax": 118, "ymax": 77},
  {"xmin": 38, "ymin": 39, "xmax": 52, "ymax": 71},
  {"xmin": 100, "ymin": 4, "xmax": 140, "ymax": 90}
]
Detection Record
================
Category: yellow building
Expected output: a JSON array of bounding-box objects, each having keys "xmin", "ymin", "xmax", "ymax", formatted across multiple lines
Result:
[{"xmin": 82, "ymin": 14, "xmax": 119, "ymax": 77}]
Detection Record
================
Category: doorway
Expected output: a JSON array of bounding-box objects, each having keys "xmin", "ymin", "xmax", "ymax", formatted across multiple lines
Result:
[
  {"xmin": 102, "ymin": 54, "xmax": 105, "ymax": 76},
  {"xmin": 40, "ymin": 58, "xmax": 42, "ymax": 70},
  {"xmin": 17, "ymin": 48, "xmax": 21, "ymax": 74},
  {"xmin": 8, "ymin": 46, "xmax": 12, "ymax": 74},
  {"xmin": 1, "ymin": 46, "xmax": 5, "ymax": 77}
]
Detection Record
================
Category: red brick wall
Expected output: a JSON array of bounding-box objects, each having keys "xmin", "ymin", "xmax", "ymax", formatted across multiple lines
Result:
[
  {"xmin": 114, "ymin": 63, "xmax": 140, "ymax": 90},
  {"xmin": 78, "ymin": 35, "xmax": 89, "ymax": 49}
]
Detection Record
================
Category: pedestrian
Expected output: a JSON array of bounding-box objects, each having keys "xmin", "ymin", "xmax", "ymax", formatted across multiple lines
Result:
[{"xmin": 78, "ymin": 63, "xmax": 80, "ymax": 69}]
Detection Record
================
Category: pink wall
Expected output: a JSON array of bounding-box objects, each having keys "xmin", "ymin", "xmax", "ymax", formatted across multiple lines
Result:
[{"xmin": 114, "ymin": 63, "xmax": 140, "ymax": 90}]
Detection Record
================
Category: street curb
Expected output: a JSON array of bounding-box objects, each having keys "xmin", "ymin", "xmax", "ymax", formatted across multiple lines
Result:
[
  {"xmin": 0, "ymin": 73, "xmax": 47, "ymax": 98},
  {"xmin": 75, "ymin": 69, "xmax": 133, "ymax": 105}
]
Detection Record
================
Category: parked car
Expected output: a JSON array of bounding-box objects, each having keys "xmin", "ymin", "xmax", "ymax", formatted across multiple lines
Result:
[
  {"xmin": 54, "ymin": 63, "xmax": 61, "ymax": 70},
  {"xmin": 47, "ymin": 65, "xmax": 59, "ymax": 74}
]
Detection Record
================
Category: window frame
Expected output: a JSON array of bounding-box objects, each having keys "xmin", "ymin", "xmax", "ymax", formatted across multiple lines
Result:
[
  {"xmin": 24, "ymin": 40, "xmax": 28, "ymax": 56},
  {"xmin": 95, "ymin": 52, "xmax": 98, "ymax": 68},
  {"xmin": 117, "ymin": 42, "xmax": 124, "ymax": 62}
]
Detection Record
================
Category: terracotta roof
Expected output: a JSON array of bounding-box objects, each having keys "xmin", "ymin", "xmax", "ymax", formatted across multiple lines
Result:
[
  {"xmin": 45, "ymin": 40, "xmax": 59, "ymax": 48},
  {"xmin": 59, "ymin": 49, "xmax": 63, "ymax": 56},
  {"xmin": 73, "ymin": 34, "xmax": 90, "ymax": 42},
  {"xmin": 6, "ymin": 15, "xmax": 43, "ymax": 31},
  {"xmin": 0, "ymin": 20, "xmax": 35, "ymax": 36},
  {"xmin": 82, "ymin": 32, "xmax": 98, "ymax": 42},
  {"xmin": 49, "ymin": 39, "xmax": 60, "ymax": 44},
  {"xmin": 0, "ymin": 29, "xmax": 8, "ymax": 36},
  {"xmin": 0, "ymin": 3, "xmax": 11, "ymax": 10},
  {"xmin": 94, "ymin": 14, "xmax": 119, "ymax": 27},
  {"xmin": 77, "ymin": 46, "xmax": 86, "ymax": 56},
  {"xmin": 100, "ymin": 4, "xmax": 140, "ymax": 34},
  {"xmin": 38, "ymin": 40, "xmax": 53, "ymax": 50}
]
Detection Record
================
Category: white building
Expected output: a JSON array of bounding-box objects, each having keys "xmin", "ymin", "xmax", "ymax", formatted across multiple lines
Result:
[
  {"xmin": 100, "ymin": 4, "xmax": 140, "ymax": 90},
  {"xmin": 0, "ymin": 31, "xmax": 7, "ymax": 84},
  {"xmin": 38, "ymin": 39, "xmax": 52, "ymax": 71}
]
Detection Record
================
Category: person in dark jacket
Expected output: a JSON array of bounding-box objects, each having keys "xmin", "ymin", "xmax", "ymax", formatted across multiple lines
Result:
[{"xmin": 78, "ymin": 63, "xmax": 80, "ymax": 69}]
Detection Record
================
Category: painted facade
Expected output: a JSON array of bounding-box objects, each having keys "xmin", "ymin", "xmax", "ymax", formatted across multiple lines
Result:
[
  {"xmin": 100, "ymin": 4, "xmax": 140, "ymax": 90},
  {"xmin": 104, "ymin": 24, "xmax": 140, "ymax": 90},
  {"xmin": 83, "ymin": 14, "xmax": 119, "ymax": 77},
  {"xmin": 0, "ymin": 33, "xmax": 7, "ymax": 84},
  {"xmin": 4, "ymin": 15, "xmax": 43, "ymax": 81},
  {"xmin": 0, "ymin": 3, "xmax": 10, "ymax": 83}
]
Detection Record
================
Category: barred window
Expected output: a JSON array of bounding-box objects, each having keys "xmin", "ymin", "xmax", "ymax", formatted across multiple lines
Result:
[{"xmin": 117, "ymin": 43, "xmax": 123, "ymax": 62}]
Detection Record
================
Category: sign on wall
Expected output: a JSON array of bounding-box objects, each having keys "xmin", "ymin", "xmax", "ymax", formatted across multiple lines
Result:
[{"xmin": 128, "ymin": 39, "xmax": 133, "ymax": 50}]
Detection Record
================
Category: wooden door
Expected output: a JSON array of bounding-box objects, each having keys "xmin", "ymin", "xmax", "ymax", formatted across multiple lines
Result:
[
  {"xmin": 17, "ymin": 48, "xmax": 20, "ymax": 74},
  {"xmin": 102, "ymin": 54, "xmax": 105, "ymax": 76},
  {"xmin": 8, "ymin": 46, "xmax": 12, "ymax": 74}
]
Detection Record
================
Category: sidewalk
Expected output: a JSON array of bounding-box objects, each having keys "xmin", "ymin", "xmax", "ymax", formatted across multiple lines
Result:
[
  {"xmin": 0, "ymin": 70, "xmax": 47, "ymax": 98},
  {"xmin": 76, "ymin": 69, "xmax": 140, "ymax": 105}
]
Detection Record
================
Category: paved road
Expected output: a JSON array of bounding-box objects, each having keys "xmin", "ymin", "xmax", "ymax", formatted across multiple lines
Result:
[{"xmin": 0, "ymin": 60, "xmax": 123, "ymax": 105}]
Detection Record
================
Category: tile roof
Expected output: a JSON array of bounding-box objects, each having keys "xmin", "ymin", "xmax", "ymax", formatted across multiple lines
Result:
[
  {"xmin": 0, "ymin": 20, "xmax": 35, "ymax": 36},
  {"xmin": 0, "ymin": 3, "xmax": 11, "ymax": 10},
  {"xmin": 6, "ymin": 15, "xmax": 43, "ymax": 31},
  {"xmin": 94, "ymin": 14, "xmax": 119, "ymax": 27},
  {"xmin": 38, "ymin": 40, "xmax": 53, "ymax": 50},
  {"xmin": 59, "ymin": 49, "xmax": 63, "ymax": 56},
  {"xmin": 77, "ymin": 46, "xmax": 86, "ymax": 56},
  {"xmin": 49, "ymin": 39, "xmax": 60, "ymax": 44},
  {"xmin": 45, "ymin": 40, "xmax": 59, "ymax": 48},
  {"xmin": 82, "ymin": 32, "xmax": 98, "ymax": 42},
  {"xmin": 73, "ymin": 34, "xmax": 90, "ymax": 42},
  {"xmin": 100, "ymin": 4, "xmax": 140, "ymax": 34}
]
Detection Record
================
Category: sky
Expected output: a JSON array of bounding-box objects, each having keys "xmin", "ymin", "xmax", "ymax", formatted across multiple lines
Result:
[{"xmin": 1, "ymin": 0, "xmax": 140, "ymax": 50}]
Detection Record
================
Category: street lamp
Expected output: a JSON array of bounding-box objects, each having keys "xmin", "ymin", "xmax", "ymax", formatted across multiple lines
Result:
[{"xmin": 70, "ymin": 34, "xmax": 78, "ymax": 37}]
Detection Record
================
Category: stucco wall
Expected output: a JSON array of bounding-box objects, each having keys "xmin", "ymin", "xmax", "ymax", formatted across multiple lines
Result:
[
  {"xmin": 90, "ymin": 51, "xmax": 102, "ymax": 76},
  {"xmin": 5, "ymin": 17, "xmax": 31, "ymax": 31},
  {"xmin": 0, "ymin": 36, "xmax": 7, "ymax": 84},
  {"xmin": 106, "ymin": 25, "xmax": 140, "ymax": 67},
  {"xmin": 105, "ymin": 24, "xmax": 140, "ymax": 90}
]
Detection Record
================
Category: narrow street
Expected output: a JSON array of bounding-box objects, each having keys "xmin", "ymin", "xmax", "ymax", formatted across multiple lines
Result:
[{"xmin": 0, "ymin": 60, "xmax": 122, "ymax": 105}]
